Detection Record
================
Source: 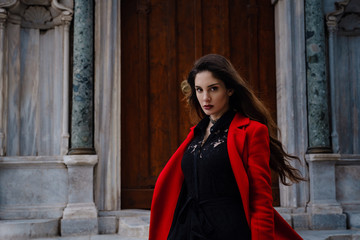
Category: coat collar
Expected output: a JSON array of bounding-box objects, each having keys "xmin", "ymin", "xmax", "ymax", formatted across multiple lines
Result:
[{"xmin": 232, "ymin": 112, "xmax": 250, "ymax": 128}]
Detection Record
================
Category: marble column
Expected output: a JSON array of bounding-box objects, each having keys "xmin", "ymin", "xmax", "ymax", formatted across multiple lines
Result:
[
  {"xmin": 69, "ymin": 0, "xmax": 95, "ymax": 155},
  {"xmin": 61, "ymin": 14, "xmax": 72, "ymax": 156},
  {"xmin": 305, "ymin": 0, "xmax": 332, "ymax": 153},
  {"xmin": 0, "ymin": 8, "xmax": 7, "ymax": 156},
  {"xmin": 326, "ymin": 14, "xmax": 339, "ymax": 153}
]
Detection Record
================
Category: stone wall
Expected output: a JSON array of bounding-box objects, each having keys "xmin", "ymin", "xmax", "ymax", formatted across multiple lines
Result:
[
  {"xmin": 0, "ymin": 156, "xmax": 67, "ymax": 220},
  {"xmin": 336, "ymin": 155, "xmax": 360, "ymax": 229},
  {"xmin": 274, "ymin": 0, "xmax": 360, "ymax": 230}
]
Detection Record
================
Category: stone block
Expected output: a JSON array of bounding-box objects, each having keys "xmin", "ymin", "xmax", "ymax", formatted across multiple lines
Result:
[
  {"xmin": 98, "ymin": 216, "xmax": 117, "ymax": 234},
  {"xmin": 307, "ymin": 154, "xmax": 339, "ymax": 204},
  {"xmin": 61, "ymin": 155, "xmax": 98, "ymax": 236},
  {"xmin": 0, "ymin": 157, "xmax": 67, "ymax": 219},
  {"xmin": 327, "ymin": 235, "xmax": 356, "ymax": 240},
  {"xmin": 310, "ymin": 213, "xmax": 347, "ymax": 230},
  {"xmin": 346, "ymin": 212, "xmax": 360, "ymax": 229},
  {"xmin": 118, "ymin": 215, "xmax": 150, "ymax": 238},
  {"xmin": 293, "ymin": 214, "xmax": 309, "ymax": 230},
  {"xmin": 61, "ymin": 218, "xmax": 98, "ymax": 236},
  {"xmin": 64, "ymin": 155, "xmax": 98, "ymax": 204},
  {"xmin": 0, "ymin": 219, "xmax": 58, "ymax": 240},
  {"xmin": 336, "ymin": 165, "xmax": 360, "ymax": 203}
]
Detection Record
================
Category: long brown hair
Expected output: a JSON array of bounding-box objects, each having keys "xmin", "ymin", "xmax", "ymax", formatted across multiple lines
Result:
[{"xmin": 182, "ymin": 54, "xmax": 304, "ymax": 185}]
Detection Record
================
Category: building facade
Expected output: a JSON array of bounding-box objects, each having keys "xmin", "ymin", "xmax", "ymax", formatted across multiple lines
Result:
[{"xmin": 0, "ymin": 0, "xmax": 359, "ymax": 238}]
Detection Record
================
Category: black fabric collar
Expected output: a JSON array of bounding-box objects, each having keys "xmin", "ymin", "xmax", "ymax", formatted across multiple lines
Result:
[{"xmin": 194, "ymin": 110, "xmax": 236, "ymax": 135}]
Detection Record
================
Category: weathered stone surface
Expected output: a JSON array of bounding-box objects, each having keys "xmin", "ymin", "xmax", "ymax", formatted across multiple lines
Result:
[
  {"xmin": 305, "ymin": 0, "xmax": 331, "ymax": 152},
  {"xmin": 63, "ymin": 155, "xmax": 98, "ymax": 204},
  {"xmin": 346, "ymin": 212, "xmax": 360, "ymax": 230},
  {"xmin": 293, "ymin": 214, "xmax": 310, "ymax": 230},
  {"xmin": 336, "ymin": 165, "xmax": 360, "ymax": 203},
  {"xmin": 274, "ymin": 0, "xmax": 309, "ymax": 209},
  {"xmin": 307, "ymin": 154, "xmax": 343, "ymax": 215},
  {"xmin": 0, "ymin": 157, "xmax": 67, "ymax": 219},
  {"xmin": 118, "ymin": 215, "xmax": 150, "ymax": 238},
  {"xmin": 93, "ymin": 0, "xmax": 122, "ymax": 212},
  {"xmin": 0, "ymin": 219, "xmax": 58, "ymax": 239},
  {"xmin": 70, "ymin": 0, "xmax": 94, "ymax": 151},
  {"xmin": 61, "ymin": 155, "xmax": 98, "ymax": 236},
  {"xmin": 61, "ymin": 218, "xmax": 98, "ymax": 236},
  {"xmin": 310, "ymin": 214, "xmax": 346, "ymax": 230},
  {"xmin": 98, "ymin": 216, "xmax": 117, "ymax": 234}
]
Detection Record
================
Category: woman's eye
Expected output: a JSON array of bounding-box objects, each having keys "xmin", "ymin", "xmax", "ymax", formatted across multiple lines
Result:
[
  {"xmin": 210, "ymin": 87, "xmax": 218, "ymax": 91},
  {"xmin": 196, "ymin": 88, "xmax": 202, "ymax": 92}
]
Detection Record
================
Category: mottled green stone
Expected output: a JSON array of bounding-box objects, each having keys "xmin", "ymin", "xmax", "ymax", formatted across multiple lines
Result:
[
  {"xmin": 70, "ymin": 0, "xmax": 94, "ymax": 151},
  {"xmin": 305, "ymin": 0, "xmax": 331, "ymax": 151}
]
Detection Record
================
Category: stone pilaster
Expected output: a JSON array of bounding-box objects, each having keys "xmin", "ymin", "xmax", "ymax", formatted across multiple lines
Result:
[
  {"xmin": 61, "ymin": 155, "xmax": 98, "ymax": 236},
  {"xmin": 69, "ymin": 0, "xmax": 95, "ymax": 155},
  {"xmin": 305, "ymin": 0, "xmax": 332, "ymax": 153},
  {"xmin": 0, "ymin": 8, "xmax": 7, "ymax": 156}
]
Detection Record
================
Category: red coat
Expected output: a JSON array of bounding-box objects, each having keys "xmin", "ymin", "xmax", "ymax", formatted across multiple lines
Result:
[{"xmin": 149, "ymin": 113, "xmax": 303, "ymax": 240}]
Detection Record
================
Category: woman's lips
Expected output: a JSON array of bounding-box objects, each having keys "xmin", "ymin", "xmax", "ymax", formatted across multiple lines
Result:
[{"xmin": 203, "ymin": 105, "xmax": 213, "ymax": 110}]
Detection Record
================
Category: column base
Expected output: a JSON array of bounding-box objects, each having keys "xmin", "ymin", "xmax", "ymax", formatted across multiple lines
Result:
[
  {"xmin": 61, "ymin": 203, "xmax": 98, "ymax": 236},
  {"xmin": 68, "ymin": 148, "xmax": 96, "ymax": 155},
  {"xmin": 61, "ymin": 218, "xmax": 98, "ymax": 236},
  {"xmin": 308, "ymin": 202, "xmax": 344, "ymax": 214}
]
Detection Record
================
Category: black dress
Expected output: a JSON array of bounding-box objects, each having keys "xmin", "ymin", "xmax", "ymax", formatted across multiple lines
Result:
[{"xmin": 168, "ymin": 111, "xmax": 251, "ymax": 240}]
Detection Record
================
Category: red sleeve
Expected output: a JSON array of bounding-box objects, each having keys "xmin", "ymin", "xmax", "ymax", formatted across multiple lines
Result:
[
  {"xmin": 149, "ymin": 128, "xmax": 195, "ymax": 240},
  {"xmin": 246, "ymin": 122, "xmax": 275, "ymax": 240}
]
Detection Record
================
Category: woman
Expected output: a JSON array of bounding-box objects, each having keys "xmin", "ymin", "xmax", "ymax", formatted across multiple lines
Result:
[{"xmin": 149, "ymin": 54, "xmax": 304, "ymax": 240}]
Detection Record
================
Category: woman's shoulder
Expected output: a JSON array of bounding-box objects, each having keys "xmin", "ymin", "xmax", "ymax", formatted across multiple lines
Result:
[
  {"xmin": 244, "ymin": 120, "xmax": 270, "ymax": 143},
  {"xmin": 248, "ymin": 119, "xmax": 267, "ymax": 130},
  {"xmin": 232, "ymin": 113, "xmax": 267, "ymax": 131}
]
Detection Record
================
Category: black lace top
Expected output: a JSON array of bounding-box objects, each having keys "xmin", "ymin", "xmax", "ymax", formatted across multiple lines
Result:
[{"xmin": 168, "ymin": 110, "xmax": 251, "ymax": 240}]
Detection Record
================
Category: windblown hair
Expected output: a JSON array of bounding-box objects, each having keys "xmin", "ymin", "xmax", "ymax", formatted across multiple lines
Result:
[{"xmin": 182, "ymin": 54, "xmax": 305, "ymax": 185}]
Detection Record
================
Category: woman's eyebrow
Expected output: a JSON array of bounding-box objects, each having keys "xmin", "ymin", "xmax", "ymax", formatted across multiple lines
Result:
[
  {"xmin": 195, "ymin": 83, "xmax": 219, "ymax": 88},
  {"xmin": 207, "ymin": 83, "xmax": 219, "ymax": 87}
]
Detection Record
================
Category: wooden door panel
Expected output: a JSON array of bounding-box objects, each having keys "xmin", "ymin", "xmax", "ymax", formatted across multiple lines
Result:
[{"xmin": 121, "ymin": 0, "xmax": 278, "ymax": 209}]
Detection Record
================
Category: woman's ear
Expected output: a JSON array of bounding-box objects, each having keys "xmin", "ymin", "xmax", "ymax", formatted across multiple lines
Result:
[{"xmin": 227, "ymin": 89, "xmax": 234, "ymax": 96}]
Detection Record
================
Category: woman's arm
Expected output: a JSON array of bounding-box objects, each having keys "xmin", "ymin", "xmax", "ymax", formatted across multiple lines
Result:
[{"xmin": 246, "ymin": 122, "xmax": 274, "ymax": 240}]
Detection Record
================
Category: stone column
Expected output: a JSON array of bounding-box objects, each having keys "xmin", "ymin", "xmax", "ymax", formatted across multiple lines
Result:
[
  {"xmin": 69, "ymin": 0, "xmax": 95, "ymax": 155},
  {"xmin": 305, "ymin": 0, "xmax": 332, "ymax": 153},
  {"xmin": 0, "ymin": 8, "xmax": 7, "ymax": 156},
  {"xmin": 304, "ymin": 0, "xmax": 346, "ymax": 230},
  {"xmin": 62, "ymin": 0, "xmax": 98, "ymax": 236},
  {"xmin": 61, "ymin": 14, "xmax": 72, "ymax": 155},
  {"xmin": 326, "ymin": 7, "xmax": 340, "ymax": 153}
]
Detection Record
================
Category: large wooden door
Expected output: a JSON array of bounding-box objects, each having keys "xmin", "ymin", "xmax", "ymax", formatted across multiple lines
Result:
[{"xmin": 121, "ymin": 0, "xmax": 278, "ymax": 209}]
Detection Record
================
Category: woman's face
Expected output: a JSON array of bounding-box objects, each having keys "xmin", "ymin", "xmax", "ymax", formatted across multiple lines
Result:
[{"xmin": 194, "ymin": 71, "xmax": 233, "ymax": 121}]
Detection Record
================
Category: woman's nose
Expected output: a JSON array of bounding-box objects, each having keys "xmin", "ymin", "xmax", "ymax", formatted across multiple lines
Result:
[{"xmin": 203, "ymin": 92, "xmax": 210, "ymax": 101}]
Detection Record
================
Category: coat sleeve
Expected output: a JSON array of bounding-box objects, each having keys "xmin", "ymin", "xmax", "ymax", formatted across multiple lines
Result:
[
  {"xmin": 149, "ymin": 128, "xmax": 195, "ymax": 240},
  {"xmin": 246, "ymin": 122, "xmax": 275, "ymax": 240}
]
